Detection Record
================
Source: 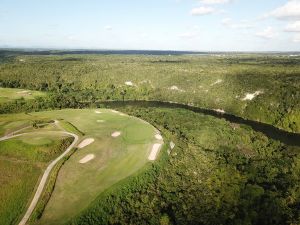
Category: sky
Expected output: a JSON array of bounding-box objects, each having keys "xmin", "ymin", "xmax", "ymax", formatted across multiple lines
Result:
[{"xmin": 0, "ymin": 0, "xmax": 300, "ymax": 51}]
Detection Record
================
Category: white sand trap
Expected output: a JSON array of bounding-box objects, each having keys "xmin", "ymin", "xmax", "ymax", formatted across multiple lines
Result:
[
  {"xmin": 111, "ymin": 131, "xmax": 121, "ymax": 137},
  {"xmin": 170, "ymin": 85, "xmax": 179, "ymax": 90},
  {"xmin": 214, "ymin": 109, "xmax": 226, "ymax": 114},
  {"xmin": 155, "ymin": 134, "xmax": 163, "ymax": 140},
  {"xmin": 125, "ymin": 81, "xmax": 134, "ymax": 86},
  {"xmin": 79, "ymin": 154, "xmax": 95, "ymax": 164},
  {"xmin": 111, "ymin": 110, "xmax": 119, "ymax": 113},
  {"xmin": 17, "ymin": 90, "xmax": 30, "ymax": 94},
  {"xmin": 242, "ymin": 91, "xmax": 263, "ymax": 101},
  {"xmin": 169, "ymin": 86, "xmax": 185, "ymax": 92},
  {"xmin": 78, "ymin": 138, "xmax": 95, "ymax": 149},
  {"xmin": 170, "ymin": 141, "xmax": 175, "ymax": 149},
  {"xmin": 97, "ymin": 120, "xmax": 105, "ymax": 123},
  {"xmin": 148, "ymin": 143, "xmax": 162, "ymax": 161},
  {"xmin": 211, "ymin": 79, "xmax": 223, "ymax": 86},
  {"xmin": 95, "ymin": 110, "xmax": 102, "ymax": 114}
]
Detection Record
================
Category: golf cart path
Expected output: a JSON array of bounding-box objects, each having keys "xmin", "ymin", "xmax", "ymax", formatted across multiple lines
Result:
[{"xmin": 0, "ymin": 121, "xmax": 79, "ymax": 225}]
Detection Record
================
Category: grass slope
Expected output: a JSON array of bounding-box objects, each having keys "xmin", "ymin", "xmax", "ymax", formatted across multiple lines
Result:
[
  {"xmin": 0, "ymin": 131, "xmax": 72, "ymax": 225},
  {"xmin": 31, "ymin": 109, "xmax": 160, "ymax": 225},
  {"xmin": 0, "ymin": 87, "xmax": 45, "ymax": 104}
]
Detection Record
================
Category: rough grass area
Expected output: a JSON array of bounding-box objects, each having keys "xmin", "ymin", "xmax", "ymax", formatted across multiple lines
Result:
[
  {"xmin": 0, "ymin": 159, "xmax": 41, "ymax": 225},
  {"xmin": 0, "ymin": 133, "xmax": 73, "ymax": 225}
]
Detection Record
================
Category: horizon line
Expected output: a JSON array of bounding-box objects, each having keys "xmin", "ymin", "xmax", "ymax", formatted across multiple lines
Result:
[{"xmin": 0, "ymin": 47, "xmax": 300, "ymax": 54}]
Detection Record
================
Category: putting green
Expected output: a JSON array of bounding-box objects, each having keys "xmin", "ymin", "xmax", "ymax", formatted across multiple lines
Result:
[
  {"xmin": 29, "ymin": 109, "xmax": 162, "ymax": 224},
  {"xmin": 0, "ymin": 87, "xmax": 45, "ymax": 104}
]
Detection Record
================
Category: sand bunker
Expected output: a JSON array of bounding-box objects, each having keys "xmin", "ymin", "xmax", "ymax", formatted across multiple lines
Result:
[
  {"xmin": 214, "ymin": 109, "xmax": 226, "ymax": 114},
  {"xmin": 170, "ymin": 85, "xmax": 179, "ymax": 90},
  {"xmin": 97, "ymin": 120, "xmax": 105, "ymax": 123},
  {"xmin": 78, "ymin": 138, "xmax": 95, "ymax": 149},
  {"xmin": 111, "ymin": 110, "xmax": 119, "ymax": 113},
  {"xmin": 148, "ymin": 143, "xmax": 162, "ymax": 161},
  {"xmin": 155, "ymin": 134, "xmax": 163, "ymax": 140},
  {"xmin": 111, "ymin": 131, "xmax": 121, "ymax": 137},
  {"xmin": 95, "ymin": 110, "xmax": 102, "ymax": 114},
  {"xmin": 170, "ymin": 141, "xmax": 175, "ymax": 149},
  {"xmin": 125, "ymin": 81, "xmax": 134, "ymax": 86},
  {"xmin": 211, "ymin": 79, "xmax": 223, "ymax": 86},
  {"xmin": 79, "ymin": 154, "xmax": 95, "ymax": 164},
  {"xmin": 242, "ymin": 91, "xmax": 263, "ymax": 101},
  {"xmin": 169, "ymin": 86, "xmax": 185, "ymax": 92},
  {"xmin": 17, "ymin": 90, "xmax": 30, "ymax": 94}
]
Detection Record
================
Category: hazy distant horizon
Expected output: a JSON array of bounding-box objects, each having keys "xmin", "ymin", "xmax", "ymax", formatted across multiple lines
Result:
[
  {"xmin": 1, "ymin": 47, "xmax": 300, "ymax": 54},
  {"xmin": 1, "ymin": 0, "xmax": 300, "ymax": 52}
]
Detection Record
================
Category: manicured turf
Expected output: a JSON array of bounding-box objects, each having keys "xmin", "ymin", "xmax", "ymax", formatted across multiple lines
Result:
[
  {"xmin": 0, "ymin": 87, "xmax": 45, "ymax": 104},
  {"xmin": 33, "ymin": 109, "xmax": 160, "ymax": 225},
  {"xmin": 0, "ymin": 109, "xmax": 160, "ymax": 224}
]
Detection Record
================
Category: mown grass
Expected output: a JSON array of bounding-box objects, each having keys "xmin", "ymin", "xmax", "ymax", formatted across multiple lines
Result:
[
  {"xmin": 0, "ymin": 87, "xmax": 45, "ymax": 104},
  {"xmin": 0, "ymin": 109, "xmax": 160, "ymax": 225},
  {"xmin": 29, "ymin": 109, "xmax": 159, "ymax": 225}
]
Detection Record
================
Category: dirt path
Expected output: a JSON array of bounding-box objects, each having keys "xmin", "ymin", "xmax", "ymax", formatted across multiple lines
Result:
[{"xmin": 0, "ymin": 121, "xmax": 79, "ymax": 225}]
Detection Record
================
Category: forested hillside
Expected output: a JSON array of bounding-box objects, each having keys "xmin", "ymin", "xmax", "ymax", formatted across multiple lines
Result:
[
  {"xmin": 0, "ymin": 53, "xmax": 299, "ymax": 133},
  {"xmin": 0, "ymin": 52, "xmax": 300, "ymax": 225},
  {"xmin": 71, "ymin": 106, "xmax": 300, "ymax": 225}
]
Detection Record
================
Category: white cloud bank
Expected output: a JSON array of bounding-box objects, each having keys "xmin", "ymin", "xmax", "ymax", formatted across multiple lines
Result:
[
  {"xmin": 221, "ymin": 18, "xmax": 253, "ymax": 29},
  {"xmin": 199, "ymin": 0, "xmax": 232, "ymax": 4},
  {"xmin": 294, "ymin": 34, "xmax": 300, "ymax": 42},
  {"xmin": 256, "ymin": 27, "xmax": 277, "ymax": 39},
  {"xmin": 190, "ymin": 6, "xmax": 215, "ymax": 15},
  {"xmin": 285, "ymin": 21, "xmax": 300, "ymax": 32},
  {"xmin": 178, "ymin": 32, "xmax": 199, "ymax": 39},
  {"xmin": 104, "ymin": 25, "xmax": 112, "ymax": 30},
  {"xmin": 268, "ymin": 0, "xmax": 300, "ymax": 20}
]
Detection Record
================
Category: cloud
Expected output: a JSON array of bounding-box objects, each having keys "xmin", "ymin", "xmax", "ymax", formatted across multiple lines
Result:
[
  {"xmin": 178, "ymin": 32, "xmax": 199, "ymax": 39},
  {"xmin": 285, "ymin": 21, "xmax": 300, "ymax": 32},
  {"xmin": 190, "ymin": 6, "xmax": 215, "ymax": 15},
  {"xmin": 67, "ymin": 35, "xmax": 77, "ymax": 41},
  {"xmin": 221, "ymin": 18, "xmax": 253, "ymax": 29},
  {"xmin": 268, "ymin": 0, "xmax": 300, "ymax": 20},
  {"xmin": 199, "ymin": 0, "xmax": 232, "ymax": 4},
  {"xmin": 256, "ymin": 27, "xmax": 277, "ymax": 39},
  {"xmin": 293, "ymin": 34, "xmax": 300, "ymax": 42},
  {"xmin": 104, "ymin": 25, "xmax": 112, "ymax": 30}
]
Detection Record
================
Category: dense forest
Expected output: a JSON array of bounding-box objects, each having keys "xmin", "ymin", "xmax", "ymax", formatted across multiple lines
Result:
[
  {"xmin": 0, "ymin": 51, "xmax": 299, "ymax": 225},
  {"xmin": 0, "ymin": 52, "xmax": 299, "ymax": 133},
  {"xmin": 71, "ymin": 106, "xmax": 300, "ymax": 225}
]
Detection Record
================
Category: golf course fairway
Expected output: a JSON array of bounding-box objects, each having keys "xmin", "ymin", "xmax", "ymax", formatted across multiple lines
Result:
[
  {"xmin": 26, "ymin": 109, "xmax": 163, "ymax": 224},
  {"xmin": 0, "ymin": 87, "xmax": 45, "ymax": 104}
]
